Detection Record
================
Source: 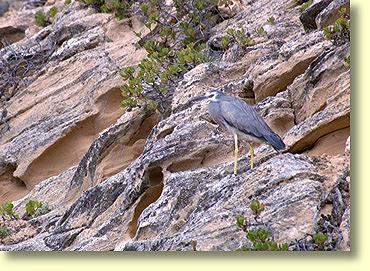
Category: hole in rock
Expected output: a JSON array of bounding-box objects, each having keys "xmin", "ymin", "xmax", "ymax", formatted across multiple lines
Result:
[
  {"xmin": 93, "ymin": 113, "xmax": 160, "ymax": 184},
  {"xmin": 255, "ymin": 56, "xmax": 318, "ymax": 102},
  {"xmin": 0, "ymin": 27, "xmax": 25, "ymax": 48},
  {"xmin": 20, "ymin": 87, "xmax": 124, "ymax": 189},
  {"xmin": 0, "ymin": 164, "xmax": 28, "ymax": 203},
  {"xmin": 127, "ymin": 166, "xmax": 164, "ymax": 238},
  {"xmin": 304, "ymin": 127, "xmax": 349, "ymax": 157},
  {"xmin": 157, "ymin": 126, "xmax": 175, "ymax": 139}
]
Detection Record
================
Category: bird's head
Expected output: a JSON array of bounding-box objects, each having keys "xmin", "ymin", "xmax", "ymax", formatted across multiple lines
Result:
[{"xmin": 189, "ymin": 89, "xmax": 224, "ymax": 103}]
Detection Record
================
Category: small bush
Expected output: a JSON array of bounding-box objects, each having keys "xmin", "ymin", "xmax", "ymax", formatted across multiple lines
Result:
[
  {"xmin": 236, "ymin": 200, "xmax": 289, "ymax": 251},
  {"xmin": 0, "ymin": 224, "xmax": 10, "ymax": 239},
  {"xmin": 249, "ymin": 199, "xmax": 265, "ymax": 218},
  {"xmin": 255, "ymin": 26, "xmax": 267, "ymax": 37},
  {"xmin": 25, "ymin": 200, "xmax": 50, "ymax": 217},
  {"xmin": 34, "ymin": 10, "xmax": 47, "ymax": 27},
  {"xmin": 0, "ymin": 202, "xmax": 19, "ymax": 220},
  {"xmin": 48, "ymin": 6, "xmax": 58, "ymax": 18},
  {"xmin": 323, "ymin": 8, "xmax": 350, "ymax": 40},
  {"xmin": 34, "ymin": 6, "xmax": 58, "ymax": 27},
  {"xmin": 267, "ymin": 16, "xmax": 275, "ymax": 25},
  {"xmin": 119, "ymin": 0, "xmax": 222, "ymax": 111},
  {"xmin": 65, "ymin": 0, "xmax": 72, "ymax": 4},
  {"xmin": 220, "ymin": 27, "xmax": 254, "ymax": 50},
  {"xmin": 313, "ymin": 231, "xmax": 327, "ymax": 250}
]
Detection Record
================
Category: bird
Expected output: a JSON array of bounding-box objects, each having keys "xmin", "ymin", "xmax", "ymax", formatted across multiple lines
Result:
[{"xmin": 190, "ymin": 89, "xmax": 285, "ymax": 174}]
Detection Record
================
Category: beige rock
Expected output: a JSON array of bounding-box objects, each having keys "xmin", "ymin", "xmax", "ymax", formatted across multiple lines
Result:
[{"xmin": 218, "ymin": 0, "xmax": 244, "ymax": 18}]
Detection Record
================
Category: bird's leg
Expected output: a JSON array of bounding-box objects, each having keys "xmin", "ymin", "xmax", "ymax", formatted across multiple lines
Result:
[
  {"xmin": 234, "ymin": 134, "xmax": 238, "ymax": 175},
  {"xmin": 249, "ymin": 143, "xmax": 254, "ymax": 170}
]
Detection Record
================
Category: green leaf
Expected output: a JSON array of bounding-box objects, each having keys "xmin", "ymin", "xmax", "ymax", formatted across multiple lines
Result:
[
  {"xmin": 25, "ymin": 200, "xmax": 43, "ymax": 216},
  {"xmin": 313, "ymin": 232, "xmax": 327, "ymax": 245},
  {"xmin": 48, "ymin": 6, "xmax": 58, "ymax": 18}
]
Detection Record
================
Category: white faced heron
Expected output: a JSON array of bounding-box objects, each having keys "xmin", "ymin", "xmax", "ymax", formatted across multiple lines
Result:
[{"xmin": 191, "ymin": 90, "xmax": 285, "ymax": 174}]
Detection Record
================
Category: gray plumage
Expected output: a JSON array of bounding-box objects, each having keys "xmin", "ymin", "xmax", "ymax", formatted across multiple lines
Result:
[{"xmin": 195, "ymin": 90, "xmax": 285, "ymax": 150}]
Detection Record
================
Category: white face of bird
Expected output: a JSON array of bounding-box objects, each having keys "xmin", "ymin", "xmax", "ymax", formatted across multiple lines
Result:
[{"xmin": 204, "ymin": 90, "xmax": 223, "ymax": 102}]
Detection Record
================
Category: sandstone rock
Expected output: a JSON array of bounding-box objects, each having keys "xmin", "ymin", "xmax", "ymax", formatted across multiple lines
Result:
[
  {"xmin": 0, "ymin": 0, "xmax": 350, "ymax": 251},
  {"xmin": 0, "ymin": 2, "xmax": 146, "ymax": 201},
  {"xmin": 316, "ymin": 0, "xmax": 350, "ymax": 29}
]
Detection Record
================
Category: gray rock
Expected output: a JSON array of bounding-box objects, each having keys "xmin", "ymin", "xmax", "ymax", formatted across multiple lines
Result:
[
  {"xmin": 299, "ymin": 0, "xmax": 332, "ymax": 30},
  {"xmin": 316, "ymin": 0, "xmax": 350, "ymax": 29}
]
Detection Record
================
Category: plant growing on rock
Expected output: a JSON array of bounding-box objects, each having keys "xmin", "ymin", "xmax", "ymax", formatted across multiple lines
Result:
[
  {"xmin": 119, "ymin": 0, "xmax": 223, "ymax": 111},
  {"xmin": 25, "ymin": 200, "xmax": 50, "ymax": 217},
  {"xmin": 236, "ymin": 200, "xmax": 288, "ymax": 251},
  {"xmin": 81, "ymin": 0, "xmax": 134, "ymax": 19},
  {"xmin": 0, "ymin": 224, "xmax": 10, "ymax": 239},
  {"xmin": 0, "ymin": 202, "xmax": 19, "ymax": 220},
  {"xmin": 48, "ymin": 6, "xmax": 58, "ymax": 18},
  {"xmin": 255, "ymin": 26, "xmax": 267, "ymax": 37},
  {"xmin": 249, "ymin": 199, "xmax": 265, "ymax": 219},
  {"xmin": 220, "ymin": 27, "xmax": 254, "ymax": 51},
  {"xmin": 34, "ymin": 6, "xmax": 59, "ymax": 27},
  {"xmin": 267, "ymin": 16, "xmax": 275, "ymax": 25},
  {"xmin": 34, "ymin": 10, "xmax": 48, "ymax": 27},
  {"xmin": 312, "ymin": 231, "xmax": 328, "ymax": 251},
  {"xmin": 323, "ymin": 7, "xmax": 350, "ymax": 42}
]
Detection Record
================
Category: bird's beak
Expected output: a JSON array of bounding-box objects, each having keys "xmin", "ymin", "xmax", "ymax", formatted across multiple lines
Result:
[{"xmin": 188, "ymin": 95, "xmax": 207, "ymax": 103}]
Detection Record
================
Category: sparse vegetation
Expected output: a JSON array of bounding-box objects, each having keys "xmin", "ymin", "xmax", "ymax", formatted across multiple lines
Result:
[
  {"xmin": 344, "ymin": 55, "xmax": 350, "ymax": 67},
  {"xmin": 34, "ymin": 10, "xmax": 48, "ymax": 27},
  {"xmin": 299, "ymin": 0, "xmax": 313, "ymax": 11},
  {"xmin": 48, "ymin": 6, "xmax": 58, "ymax": 18},
  {"xmin": 313, "ymin": 231, "xmax": 328, "ymax": 250},
  {"xmin": 25, "ymin": 200, "xmax": 50, "ymax": 217},
  {"xmin": 255, "ymin": 26, "xmax": 267, "ymax": 37},
  {"xmin": 65, "ymin": 0, "xmax": 72, "ymax": 4},
  {"xmin": 323, "ymin": 7, "xmax": 350, "ymax": 41},
  {"xmin": 236, "ymin": 200, "xmax": 289, "ymax": 251},
  {"xmin": 81, "ymin": 0, "xmax": 134, "ymax": 19},
  {"xmin": 267, "ymin": 16, "xmax": 275, "ymax": 25},
  {"xmin": 119, "ymin": 0, "xmax": 223, "ymax": 111},
  {"xmin": 220, "ymin": 27, "xmax": 254, "ymax": 51},
  {"xmin": 249, "ymin": 199, "xmax": 265, "ymax": 219},
  {"xmin": 0, "ymin": 224, "xmax": 10, "ymax": 239},
  {"xmin": 0, "ymin": 202, "xmax": 19, "ymax": 220},
  {"xmin": 34, "ymin": 6, "xmax": 59, "ymax": 27}
]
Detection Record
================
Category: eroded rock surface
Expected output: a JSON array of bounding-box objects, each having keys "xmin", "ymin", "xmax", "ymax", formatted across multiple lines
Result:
[{"xmin": 0, "ymin": 0, "xmax": 350, "ymax": 251}]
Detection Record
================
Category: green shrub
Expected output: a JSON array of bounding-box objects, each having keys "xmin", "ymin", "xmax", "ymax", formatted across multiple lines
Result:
[
  {"xmin": 119, "ymin": 0, "xmax": 221, "ymax": 111},
  {"xmin": 255, "ymin": 26, "xmax": 267, "ymax": 37},
  {"xmin": 34, "ymin": 6, "xmax": 58, "ymax": 27},
  {"xmin": 323, "ymin": 8, "xmax": 350, "ymax": 40},
  {"xmin": 219, "ymin": 27, "xmax": 254, "ymax": 51},
  {"xmin": 34, "ymin": 10, "xmax": 47, "ymax": 27},
  {"xmin": 25, "ymin": 200, "xmax": 50, "ymax": 217},
  {"xmin": 65, "ymin": 0, "xmax": 72, "ymax": 4},
  {"xmin": 48, "ymin": 6, "xmax": 58, "ymax": 18},
  {"xmin": 313, "ymin": 231, "xmax": 327, "ymax": 250},
  {"xmin": 0, "ymin": 224, "xmax": 10, "ymax": 239},
  {"xmin": 0, "ymin": 202, "xmax": 19, "ymax": 220},
  {"xmin": 236, "ymin": 199, "xmax": 289, "ymax": 251},
  {"xmin": 238, "ymin": 228, "xmax": 289, "ymax": 251},
  {"xmin": 249, "ymin": 199, "xmax": 265, "ymax": 218}
]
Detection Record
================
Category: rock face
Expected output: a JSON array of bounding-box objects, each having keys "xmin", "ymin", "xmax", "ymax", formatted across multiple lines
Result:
[{"xmin": 0, "ymin": 0, "xmax": 350, "ymax": 251}]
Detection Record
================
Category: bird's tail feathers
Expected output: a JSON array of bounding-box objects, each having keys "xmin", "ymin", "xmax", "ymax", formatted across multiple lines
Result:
[{"xmin": 264, "ymin": 132, "xmax": 285, "ymax": 151}]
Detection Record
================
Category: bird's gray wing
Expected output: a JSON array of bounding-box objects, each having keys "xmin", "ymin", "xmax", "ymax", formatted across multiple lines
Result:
[{"xmin": 217, "ymin": 99, "xmax": 285, "ymax": 150}]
